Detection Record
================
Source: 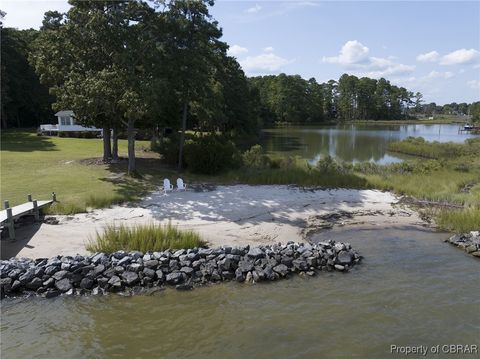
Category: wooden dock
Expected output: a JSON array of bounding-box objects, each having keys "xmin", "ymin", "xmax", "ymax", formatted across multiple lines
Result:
[{"xmin": 0, "ymin": 193, "xmax": 56, "ymax": 240}]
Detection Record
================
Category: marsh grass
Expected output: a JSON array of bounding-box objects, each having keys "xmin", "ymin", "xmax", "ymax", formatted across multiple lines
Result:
[
  {"xmin": 86, "ymin": 222, "xmax": 206, "ymax": 253},
  {"xmin": 388, "ymin": 137, "xmax": 480, "ymax": 159},
  {"xmin": 434, "ymin": 208, "xmax": 480, "ymax": 233}
]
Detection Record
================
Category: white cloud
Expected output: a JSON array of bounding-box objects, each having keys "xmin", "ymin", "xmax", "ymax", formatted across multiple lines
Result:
[
  {"xmin": 240, "ymin": 53, "xmax": 292, "ymax": 74},
  {"xmin": 362, "ymin": 64, "xmax": 416, "ymax": 78},
  {"xmin": 440, "ymin": 48, "xmax": 480, "ymax": 65},
  {"xmin": 323, "ymin": 40, "xmax": 369, "ymax": 65},
  {"xmin": 263, "ymin": 46, "xmax": 274, "ymax": 53},
  {"xmin": 416, "ymin": 51, "xmax": 440, "ymax": 62},
  {"xmin": 426, "ymin": 71, "xmax": 454, "ymax": 79},
  {"xmin": 467, "ymin": 80, "xmax": 480, "ymax": 90},
  {"xmin": 246, "ymin": 4, "xmax": 262, "ymax": 14},
  {"xmin": 228, "ymin": 45, "xmax": 248, "ymax": 57},
  {"xmin": 323, "ymin": 40, "xmax": 415, "ymax": 78}
]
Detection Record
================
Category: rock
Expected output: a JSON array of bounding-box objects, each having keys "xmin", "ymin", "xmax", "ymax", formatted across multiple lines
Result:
[
  {"xmin": 52, "ymin": 270, "xmax": 69, "ymax": 281},
  {"xmin": 218, "ymin": 258, "xmax": 232, "ymax": 271},
  {"xmin": 180, "ymin": 266, "xmax": 194, "ymax": 276},
  {"xmin": 26, "ymin": 277, "xmax": 43, "ymax": 290},
  {"xmin": 292, "ymin": 259, "xmax": 308, "ymax": 271},
  {"xmin": 114, "ymin": 266, "xmax": 125, "ymax": 274},
  {"xmin": 117, "ymin": 256, "xmax": 131, "ymax": 266},
  {"xmin": 235, "ymin": 268, "xmax": 245, "ymax": 282},
  {"xmin": 45, "ymin": 289, "xmax": 61, "ymax": 298},
  {"xmin": 466, "ymin": 245, "xmax": 477, "ymax": 254},
  {"xmin": 91, "ymin": 253, "xmax": 106, "ymax": 265},
  {"xmin": 172, "ymin": 249, "xmax": 185, "ymax": 258},
  {"xmin": 11, "ymin": 280, "xmax": 21, "ymax": 292},
  {"xmin": 144, "ymin": 260, "xmax": 159, "ymax": 268},
  {"xmin": 238, "ymin": 260, "xmax": 254, "ymax": 273},
  {"xmin": 245, "ymin": 271, "xmax": 253, "ymax": 283},
  {"xmin": 55, "ymin": 278, "xmax": 72, "ymax": 292},
  {"xmin": 127, "ymin": 263, "xmax": 143, "ymax": 272},
  {"xmin": 166, "ymin": 272, "xmax": 183, "ymax": 285},
  {"xmin": 247, "ymin": 247, "xmax": 265, "ymax": 259},
  {"xmin": 280, "ymin": 256, "xmax": 293, "ymax": 267},
  {"xmin": 18, "ymin": 270, "xmax": 35, "ymax": 284},
  {"xmin": 108, "ymin": 275, "xmax": 122, "ymax": 288},
  {"xmin": 121, "ymin": 271, "xmax": 139, "ymax": 286},
  {"xmin": 96, "ymin": 277, "xmax": 108, "ymax": 288},
  {"xmin": 336, "ymin": 250, "xmax": 354, "ymax": 265},
  {"xmin": 273, "ymin": 264, "xmax": 289, "ymax": 277},
  {"xmin": 334, "ymin": 264, "xmax": 345, "ymax": 271},
  {"xmin": 41, "ymin": 277, "xmax": 54, "ymax": 289},
  {"xmin": 155, "ymin": 270, "xmax": 164, "ymax": 282},
  {"xmin": 7, "ymin": 269, "xmax": 23, "ymax": 280},
  {"xmin": 112, "ymin": 251, "xmax": 128, "ymax": 260},
  {"xmin": 472, "ymin": 251, "xmax": 480, "ymax": 258},
  {"xmin": 0, "ymin": 278, "xmax": 12, "ymax": 290},
  {"xmin": 80, "ymin": 277, "xmax": 94, "ymax": 289},
  {"xmin": 143, "ymin": 268, "xmax": 156, "ymax": 278},
  {"xmin": 93, "ymin": 264, "xmax": 105, "ymax": 276}
]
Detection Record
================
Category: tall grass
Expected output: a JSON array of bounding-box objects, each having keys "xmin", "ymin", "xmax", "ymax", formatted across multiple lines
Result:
[
  {"xmin": 435, "ymin": 208, "xmax": 480, "ymax": 233},
  {"xmin": 86, "ymin": 222, "xmax": 206, "ymax": 253}
]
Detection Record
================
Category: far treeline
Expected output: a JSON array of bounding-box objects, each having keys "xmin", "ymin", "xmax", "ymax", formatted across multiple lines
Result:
[{"xmin": 1, "ymin": 1, "xmax": 479, "ymax": 173}]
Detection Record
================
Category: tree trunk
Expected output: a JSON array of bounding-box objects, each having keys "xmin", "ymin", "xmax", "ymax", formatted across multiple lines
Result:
[
  {"xmin": 127, "ymin": 119, "xmax": 136, "ymax": 175},
  {"xmin": 102, "ymin": 126, "xmax": 112, "ymax": 162},
  {"xmin": 112, "ymin": 127, "xmax": 119, "ymax": 162},
  {"xmin": 178, "ymin": 101, "xmax": 188, "ymax": 171}
]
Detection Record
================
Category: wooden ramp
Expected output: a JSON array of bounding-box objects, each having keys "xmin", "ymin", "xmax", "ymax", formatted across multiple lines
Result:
[{"xmin": 0, "ymin": 193, "xmax": 56, "ymax": 240}]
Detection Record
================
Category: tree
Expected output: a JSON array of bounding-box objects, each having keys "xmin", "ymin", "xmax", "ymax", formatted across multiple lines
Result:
[
  {"xmin": 1, "ymin": 27, "xmax": 54, "ymax": 128},
  {"xmin": 164, "ymin": 0, "xmax": 227, "ymax": 170},
  {"xmin": 470, "ymin": 102, "xmax": 480, "ymax": 122},
  {"xmin": 33, "ymin": 0, "xmax": 156, "ymax": 172}
]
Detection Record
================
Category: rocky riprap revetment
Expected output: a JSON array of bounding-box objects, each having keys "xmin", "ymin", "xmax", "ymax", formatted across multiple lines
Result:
[
  {"xmin": 0, "ymin": 241, "xmax": 361, "ymax": 299},
  {"xmin": 445, "ymin": 231, "xmax": 480, "ymax": 258}
]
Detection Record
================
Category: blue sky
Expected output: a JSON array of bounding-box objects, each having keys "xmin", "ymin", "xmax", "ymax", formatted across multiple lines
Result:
[{"xmin": 2, "ymin": 0, "xmax": 479, "ymax": 104}]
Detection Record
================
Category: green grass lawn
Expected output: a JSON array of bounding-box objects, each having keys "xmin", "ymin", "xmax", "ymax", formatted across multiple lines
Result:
[{"xmin": 0, "ymin": 130, "xmax": 165, "ymax": 212}]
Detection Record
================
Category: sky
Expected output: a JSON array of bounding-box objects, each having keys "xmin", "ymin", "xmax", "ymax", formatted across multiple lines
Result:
[{"xmin": 2, "ymin": 0, "xmax": 480, "ymax": 104}]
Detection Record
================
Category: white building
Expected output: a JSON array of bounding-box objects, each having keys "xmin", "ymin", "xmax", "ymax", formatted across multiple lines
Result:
[{"xmin": 39, "ymin": 111, "xmax": 102, "ymax": 135}]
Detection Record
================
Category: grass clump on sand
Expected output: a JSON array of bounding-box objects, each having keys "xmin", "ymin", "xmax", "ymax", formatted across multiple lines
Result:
[{"xmin": 86, "ymin": 222, "xmax": 206, "ymax": 253}]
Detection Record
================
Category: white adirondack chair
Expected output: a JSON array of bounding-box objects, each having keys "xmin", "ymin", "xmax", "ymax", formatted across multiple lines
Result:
[
  {"xmin": 177, "ymin": 178, "xmax": 187, "ymax": 191},
  {"xmin": 163, "ymin": 178, "xmax": 174, "ymax": 195}
]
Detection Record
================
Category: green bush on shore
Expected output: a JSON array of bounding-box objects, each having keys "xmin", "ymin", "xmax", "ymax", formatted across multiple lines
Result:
[{"xmin": 86, "ymin": 222, "xmax": 205, "ymax": 253}]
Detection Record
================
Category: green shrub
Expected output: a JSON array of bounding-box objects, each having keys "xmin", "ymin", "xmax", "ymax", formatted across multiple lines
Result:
[
  {"xmin": 86, "ymin": 222, "xmax": 206, "ymax": 253},
  {"xmin": 316, "ymin": 155, "xmax": 348, "ymax": 174},
  {"xmin": 184, "ymin": 135, "xmax": 242, "ymax": 174},
  {"xmin": 152, "ymin": 135, "xmax": 181, "ymax": 166},
  {"xmin": 243, "ymin": 144, "xmax": 269, "ymax": 169}
]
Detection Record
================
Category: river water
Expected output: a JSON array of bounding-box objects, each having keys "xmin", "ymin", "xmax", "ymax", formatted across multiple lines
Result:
[
  {"xmin": 262, "ymin": 123, "xmax": 478, "ymax": 164},
  {"xmin": 2, "ymin": 227, "xmax": 479, "ymax": 358}
]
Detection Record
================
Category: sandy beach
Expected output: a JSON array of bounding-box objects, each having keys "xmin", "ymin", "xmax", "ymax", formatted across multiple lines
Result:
[{"xmin": 1, "ymin": 185, "xmax": 427, "ymax": 259}]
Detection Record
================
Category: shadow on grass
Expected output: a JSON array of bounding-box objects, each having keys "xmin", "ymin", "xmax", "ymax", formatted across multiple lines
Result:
[{"xmin": 1, "ymin": 130, "xmax": 58, "ymax": 152}]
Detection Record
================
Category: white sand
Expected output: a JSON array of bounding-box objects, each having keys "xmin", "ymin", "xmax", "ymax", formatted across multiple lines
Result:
[{"xmin": 2, "ymin": 186, "xmax": 426, "ymax": 259}]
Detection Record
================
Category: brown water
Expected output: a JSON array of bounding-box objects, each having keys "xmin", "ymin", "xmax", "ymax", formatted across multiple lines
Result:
[{"xmin": 1, "ymin": 227, "xmax": 479, "ymax": 359}]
